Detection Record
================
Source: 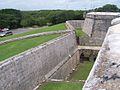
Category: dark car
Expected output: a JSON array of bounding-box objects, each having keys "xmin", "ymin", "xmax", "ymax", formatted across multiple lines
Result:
[{"xmin": 0, "ymin": 31, "xmax": 13, "ymax": 37}]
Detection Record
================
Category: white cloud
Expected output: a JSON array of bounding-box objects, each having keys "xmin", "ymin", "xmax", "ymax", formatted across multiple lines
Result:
[{"xmin": 0, "ymin": 0, "xmax": 119, "ymax": 10}]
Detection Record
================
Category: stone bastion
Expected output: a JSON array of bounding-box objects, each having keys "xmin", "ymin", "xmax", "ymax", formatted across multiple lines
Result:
[{"xmin": 83, "ymin": 12, "xmax": 120, "ymax": 45}]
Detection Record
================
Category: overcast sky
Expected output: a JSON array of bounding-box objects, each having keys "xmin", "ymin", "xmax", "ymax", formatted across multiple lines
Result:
[{"xmin": 0, "ymin": 0, "xmax": 120, "ymax": 10}]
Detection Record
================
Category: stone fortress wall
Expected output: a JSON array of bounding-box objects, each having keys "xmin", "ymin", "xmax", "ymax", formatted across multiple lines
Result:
[
  {"xmin": 83, "ymin": 17, "xmax": 120, "ymax": 89},
  {"xmin": 0, "ymin": 32, "xmax": 79, "ymax": 90},
  {"xmin": 1, "ymin": 12, "xmax": 120, "ymax": 90},
  {"xmin": 66, "ymin": 12, "xmax": 120, "ymax": 46},
  {"xmin": 66, "ymin": 20, "xmax": 84, "ymax": 30},
  {"xmin": 66, "ymin": 20, "xmax": 92, "ymax": 45},
  {"xmin": 83, "ymin": 12, "xmax": 120, "ymax": 45}
]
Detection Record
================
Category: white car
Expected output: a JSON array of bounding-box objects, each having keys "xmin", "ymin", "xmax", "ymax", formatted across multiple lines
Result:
[
  {"xmin": 0, "ymin": 31, "xmax": 13, "ymax": 37},
  {"xmin": 2, "ymin": 28, "xmax": 9, "ymax": 31}
]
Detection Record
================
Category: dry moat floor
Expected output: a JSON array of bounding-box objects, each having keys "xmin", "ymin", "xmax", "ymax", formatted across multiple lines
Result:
[{"xmin": 38, "ymin": 61, "xmax": 94, "ymax": 90}]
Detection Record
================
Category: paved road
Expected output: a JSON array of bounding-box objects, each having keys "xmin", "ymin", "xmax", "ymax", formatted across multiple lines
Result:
[{"xmin": 10, "ymin": 26, "xmax": 48, "ymax": 35}]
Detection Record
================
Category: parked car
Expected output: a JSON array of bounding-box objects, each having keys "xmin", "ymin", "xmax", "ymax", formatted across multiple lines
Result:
[
  {"xmin": 0, "ymin": 31, "xmax": 13, "ymax": 37},
  {"xmin": 2, "ymin": 28, "xmax": 9, "ymax": 31},
  {"xmin": 0, "ymin": 28, "xmax": 2, "ymax": 31}
]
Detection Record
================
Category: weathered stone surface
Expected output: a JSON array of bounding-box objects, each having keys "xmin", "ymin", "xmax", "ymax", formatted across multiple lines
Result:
[
  {"xmin": 66, "ymin": 20, "xmax": 84, "ymax": 30},
  {"xmin": 83, "ymin": 21, "xmax": 120, "ymax": 90},
  {"xmin": 0, "ymin": 32, "xmax": 77, "ymax": 90},
  {"xmin": 82, "ymin": 12, "xmax": 120, "ymax": 46},
  {"xmin": 111, "ymin": 17, "xmax": 120, "ymax": 25},
  {"xmin": 49, "ymin": 50, "xmax": 79, "ymax": 79}
]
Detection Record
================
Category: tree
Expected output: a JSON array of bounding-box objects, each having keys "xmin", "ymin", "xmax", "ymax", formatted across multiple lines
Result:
[
  {"xmin": 95, "ymin": 4, "xmax": 120, "ymax": 12},
  {"xmin": 0, "ymin": 9, "xmax": 22, "ymax": 29}
]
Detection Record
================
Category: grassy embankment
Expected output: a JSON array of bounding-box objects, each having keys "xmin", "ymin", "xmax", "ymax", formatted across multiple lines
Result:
[
  {"xmin": 0, "ymin": 23, "xmax": 66, "ymax": 41},
  {"xmin": 0, "ymin": 34, "xmax": 60, "ymax": 61},
  {"xmin": 0, "ymin": 23, "xmax": 66, "ymax": 61}
]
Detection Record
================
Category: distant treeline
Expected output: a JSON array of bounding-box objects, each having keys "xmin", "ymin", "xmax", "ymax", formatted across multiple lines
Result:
[
  {"xmin": 21, "ymin": 10, "xmax": 84, "ymax": 27},
  {"xmin": 0, "ymin": 4, "xmax": 120, "ymax": 29}
]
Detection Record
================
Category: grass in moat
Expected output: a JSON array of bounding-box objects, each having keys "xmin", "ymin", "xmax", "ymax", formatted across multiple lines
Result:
[
  {"xmin": 38, "ymin": 61, "xmax": 94, "ymax": 90},
  {"xmin": 38, "ymin": 81, "xmax": 84, "ymax": 90},
  {"xmin": 0, "ymin": 34, "xmax": 60, "ymax": 61},
  {"xmin": 0, "ymin": 23, "xmax": 66, "ymax": 41},
  {"xmin": 68, "ymin": 61, "xmax": 94, "ymax": 80}
]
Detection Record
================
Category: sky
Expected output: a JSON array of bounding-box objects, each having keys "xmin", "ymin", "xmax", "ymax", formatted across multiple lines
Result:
[{"xmin": 0, "ymin": 0, "xmax": 120, "ymax": 10}]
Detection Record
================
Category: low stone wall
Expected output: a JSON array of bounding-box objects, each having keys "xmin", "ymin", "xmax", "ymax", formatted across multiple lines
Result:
[
  {"xmin": 66, "ymin": 21, "xmax": 75, "ymax": 30},
  {"xmin": 77, "ymin": 36, "xmax": 102, "ymax": 46},
  {"xmin": 66, "ymin": 20, "xmax": 84, "ymax": 30},
  {"xmin": 83, "ymin": 18, "xmax": 120, "ymax": 90},
  {"xmin": 0, "ymin": 32, "xmax": 77, "ymax": 90},
  {"xmin": 78, "ymin": 36, "xmax": 89, "ymax": 45},
  {"xmin": 0, "ymin": 30, "xmax": 71, "ymax": 45}
]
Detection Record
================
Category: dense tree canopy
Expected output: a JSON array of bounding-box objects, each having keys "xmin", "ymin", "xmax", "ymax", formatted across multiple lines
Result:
[
  {"xmin": 94, "ymin": 4, "xmax": 120, "ymax": 12},
  {"xmin": 0, "ymin": 9, "xmax": 22, "ymax": 29},
  {"xmin": 0, "ymin": 4, "xmax": 120, "ymax": 29},
  {"xmin": 22, "ymin": 10, "xmax": 84, "ymax": 26},
  {"xmin": 0, "ymin": 9, "xmax": 84, "ymax": 29}
]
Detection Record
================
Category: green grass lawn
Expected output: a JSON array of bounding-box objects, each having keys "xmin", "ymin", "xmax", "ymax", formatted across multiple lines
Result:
[
  {"xmin": 0, "ymin": 34, "xmax": 60, "ymax": 61},
  {"xmin": 0, "ymin": 23, "xmax": 66, "ymax": 41},
  {"xmin": 75, "ymin": 28, "xmax": 87, "ymax": 37},
  {"xmin": 38, "ymin": 81, "xmax": 84, "ymax": 90},
  {"xmin": 68, "ymin": 61, "xmax": 94, "ymax": 80},
  {"xmin": 38, "ymin": 61, "xmax": 94, "ymax": 90}
]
